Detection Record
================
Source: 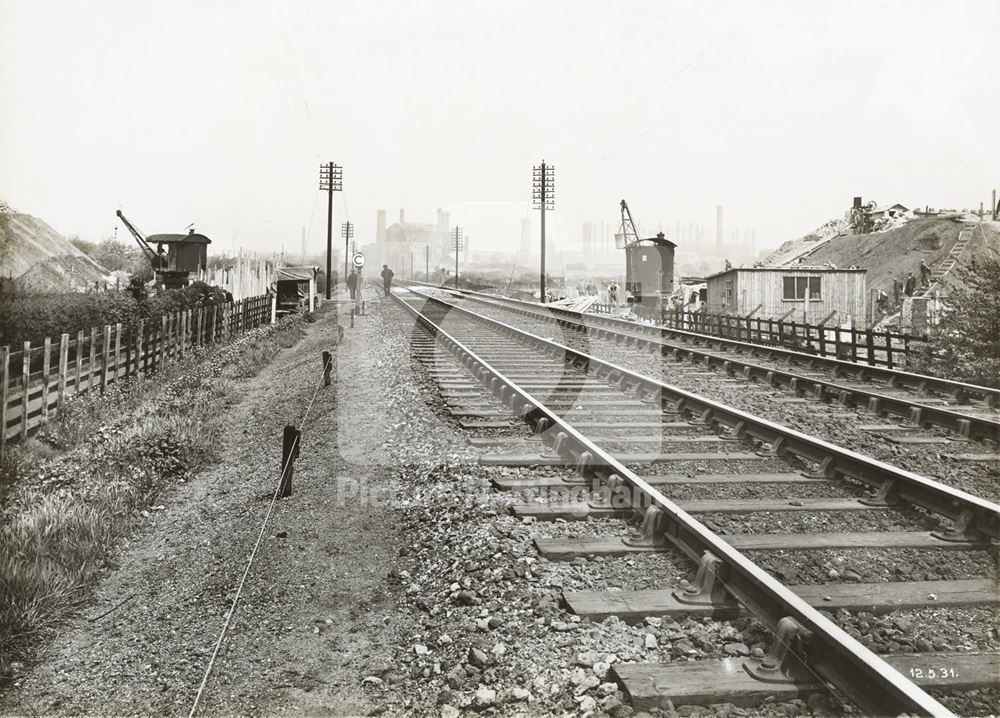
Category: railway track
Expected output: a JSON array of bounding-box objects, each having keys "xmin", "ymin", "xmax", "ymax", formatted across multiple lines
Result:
[
  {"xmin": 400, "ymin": 282, "xmax": 1000, "ymax": 445},
  {"xmin": 392, "ymin": 285, "xmax": 1000, "ymax": 717}
]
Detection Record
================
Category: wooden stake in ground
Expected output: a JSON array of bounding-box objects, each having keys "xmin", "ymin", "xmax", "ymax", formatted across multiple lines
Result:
[{"xmin": 280, "ymin": 425, "xmax": 300, "ymax": 498}]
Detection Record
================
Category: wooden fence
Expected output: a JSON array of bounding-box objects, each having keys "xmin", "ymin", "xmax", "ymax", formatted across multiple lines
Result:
[
  {"xmin": 612, "ymin": 306, "xmax": 926, "ymax": 369},
  {"xmin": 1, "ymin": 294, "xmax": 274, "ymax": 456}
]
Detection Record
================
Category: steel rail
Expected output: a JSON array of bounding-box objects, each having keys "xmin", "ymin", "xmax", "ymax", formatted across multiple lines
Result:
[
  {"xmin": 405, "ymin": 280, "xmax": 1000, "ymax": 410},
  {"xmin": 391, "ymin": 287, "xmax": 958, "ymax": 718},
  {"xmin": 420, "ymin": 285, "xmax": 1000, "ymax": 442},
  {"xmin": 402, "ymin": 286, "xmax": 999, "ymax": 539}
]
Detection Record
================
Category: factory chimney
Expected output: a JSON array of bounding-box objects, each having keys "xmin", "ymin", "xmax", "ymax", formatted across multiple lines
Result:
[
  {"xmin": 399, "ymin": 209, "xmax": 405, "ymax": 224},
  {"xmin": 437, "ymin": 208, "xmax": 451, "ymax": 233},
  {"xmin": 376, "ymin": 209, "xmax": 386, "ymax": 243},
  {"xmin": 715, "ymin": 206, "xmax": 723, "ymax": 255}
]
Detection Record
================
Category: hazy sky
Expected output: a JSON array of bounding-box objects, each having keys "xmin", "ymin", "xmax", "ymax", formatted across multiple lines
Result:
[{"xmin": 2, "ymin": 0, "xmax": 998, "ymax": 259}]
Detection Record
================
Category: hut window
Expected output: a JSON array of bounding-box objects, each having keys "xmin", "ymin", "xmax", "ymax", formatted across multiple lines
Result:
[
  {"xmin": 723, "ymin": 280, "xmax": 733, "ymax": 305},
  {"xmin": 783, "ymin": 276, "xmax": 822, "ymax": 300}
]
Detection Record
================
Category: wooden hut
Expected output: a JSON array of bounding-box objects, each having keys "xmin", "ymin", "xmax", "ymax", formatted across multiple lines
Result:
[{"xmin": 704, "ymin": 266, "xmax": 867, "ymax": 325}]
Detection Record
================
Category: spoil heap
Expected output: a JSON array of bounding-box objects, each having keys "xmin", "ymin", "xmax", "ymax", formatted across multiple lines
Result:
[{"xmin": 0, "ymin": 210, "xmax": 112, "ymax": 291}]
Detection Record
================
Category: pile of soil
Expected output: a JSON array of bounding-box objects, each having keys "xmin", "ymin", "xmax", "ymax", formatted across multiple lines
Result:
[{"xmin": 0, "ymin": 212, "xmax": 112, "ymax": 291}]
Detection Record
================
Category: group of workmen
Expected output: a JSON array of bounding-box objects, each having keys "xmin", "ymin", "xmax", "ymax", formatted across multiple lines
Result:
[
  {"xmin": 898, "ymin": 260, "xmax": 933, "ymax": 299},
  {"xmin": 345, "ymin": 264, "xmax": 395, "ymax": 299},
  {"xmin": 876, "ymin": 260, "xmax": 933, "ymax": 315},
  {"xmin": 577, "ymin": 280, "xmax": 621, "ymax": 304}
]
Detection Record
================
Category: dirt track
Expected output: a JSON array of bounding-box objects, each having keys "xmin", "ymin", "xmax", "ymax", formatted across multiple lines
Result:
[{"xmin": 1, "ymin": 299, "xmax": 418, "ymax": 716}]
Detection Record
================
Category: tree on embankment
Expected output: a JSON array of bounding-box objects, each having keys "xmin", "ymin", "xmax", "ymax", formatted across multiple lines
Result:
[{"xmin": 911, "ymin": 251, "xmax": 1000, "ymax": 388}]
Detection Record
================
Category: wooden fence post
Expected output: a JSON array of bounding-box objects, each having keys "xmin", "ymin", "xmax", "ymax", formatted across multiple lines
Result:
[
  {"xmin": 57, "ymin": 334, "xmax": 69, "ymax": 412},
  {"xmin": 41, "ymin": 337, "xmax": 52, "ymax": 421},
  {"xmin": 209, "ymin": 305, "xmax": 217, "ymax": 344},
  {"xmin": 885, "ymin": 330, "xmax": 894, "ymax": 369},
  {"xmin": 75, "ymin": 329, "xmax": 84, "ymax": 391},
  {"xmin": 136, "ymin": 320, "xmax": 144, "ymax": 375},
  {"xmin": 101, "ymin": 325, "xmax": 112, "ymax": 392},
  {"xmin": 160, "ymin": 315, "xmax": 168, "ymax": 370},
  {"xmin": 113, "ymin": 323, "xmax": 122, "ymax": 381},
  {"xmin": 88, "ymin": 328, "xmax": 97, "ymax": 391},
  {"xmin": 21, "ymin": 341, "xmax": 30, "ymax": 439},
  {"xmin": 179, "ymin": 312, "xmax": 186, "ymax": 359},
  {"xmin": 0, "ymin": 346, "xmax": 9, "ymax": 459},
  {"xmin": 124, "ymin": 327, "xmax": 131, "ymax": 377}
]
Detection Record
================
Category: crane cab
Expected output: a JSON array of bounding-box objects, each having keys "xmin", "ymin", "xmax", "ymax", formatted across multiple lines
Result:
[
  {"xmin": 625, "ymin": 232, "xmax": 675, "ymax": 306},
  {"xmin": 145, "ymin": 230, "xmax": 211, "ymax": 274}
]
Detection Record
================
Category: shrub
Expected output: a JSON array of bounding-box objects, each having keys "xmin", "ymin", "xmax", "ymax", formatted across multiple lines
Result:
[{"xmin": 0, "ymin": 282, "xmax": 234, "ymax": 347}]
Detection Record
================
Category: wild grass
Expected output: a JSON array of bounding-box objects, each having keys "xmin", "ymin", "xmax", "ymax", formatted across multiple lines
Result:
[{"xmin": 0, "ymin": 313, "xmax": 307, "ymax": 682}]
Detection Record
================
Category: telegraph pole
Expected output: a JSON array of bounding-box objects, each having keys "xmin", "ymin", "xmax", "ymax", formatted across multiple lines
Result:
[
  {"xmin": 425, "ymin": 245, "xmax": 430, "ymax": 281},
  {"xmin": 453, "ymin": 226, "xmax": 463, "ymax": 289},
  {"xmin": 532, "ymin": 160, "xmax": 555, "ymax": 303},
  {"xmin": 318, "ymin": 162, "xmax": 343, "ymax": 299},
  {"xmin": 341, "ymin": 221, "xmax": 354, "ymax": 281}
]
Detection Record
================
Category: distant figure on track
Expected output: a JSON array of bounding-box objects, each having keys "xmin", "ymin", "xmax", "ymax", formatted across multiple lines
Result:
[
  {"xmin": 381, "ymin": 264, "xmax": 395, "ymax": 296},
  {"xmin": 346, "ymin": 269, "xmax": 358, "ymax": 300},
  {"xmin": 904, "ymin": 272, "xmax": 916, "ymax": 297},
  {"xmin": 608, "ymin": 282, "xmax": 619, "ymax": 305}
]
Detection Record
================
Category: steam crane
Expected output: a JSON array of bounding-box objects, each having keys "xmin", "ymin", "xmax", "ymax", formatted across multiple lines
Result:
[
  {"xmin": 116, "ymin": 209, "xmax": 212, "ymax": 289},
  {"xmin": 616, "ymin": 199, "xmax": 642, "ymax": 249},
  {"xmin": 116, "ymin": 209, "xmax": 166, "ymax": 271},
  {"xmin": 616, "ymin": 199, "xmax": 676, "ymax": 307}
]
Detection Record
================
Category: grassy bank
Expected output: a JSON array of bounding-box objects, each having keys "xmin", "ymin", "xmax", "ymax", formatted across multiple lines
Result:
[{"xmin": 0, "ymin": 314, "xmax": 307, "ymax": 681}]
